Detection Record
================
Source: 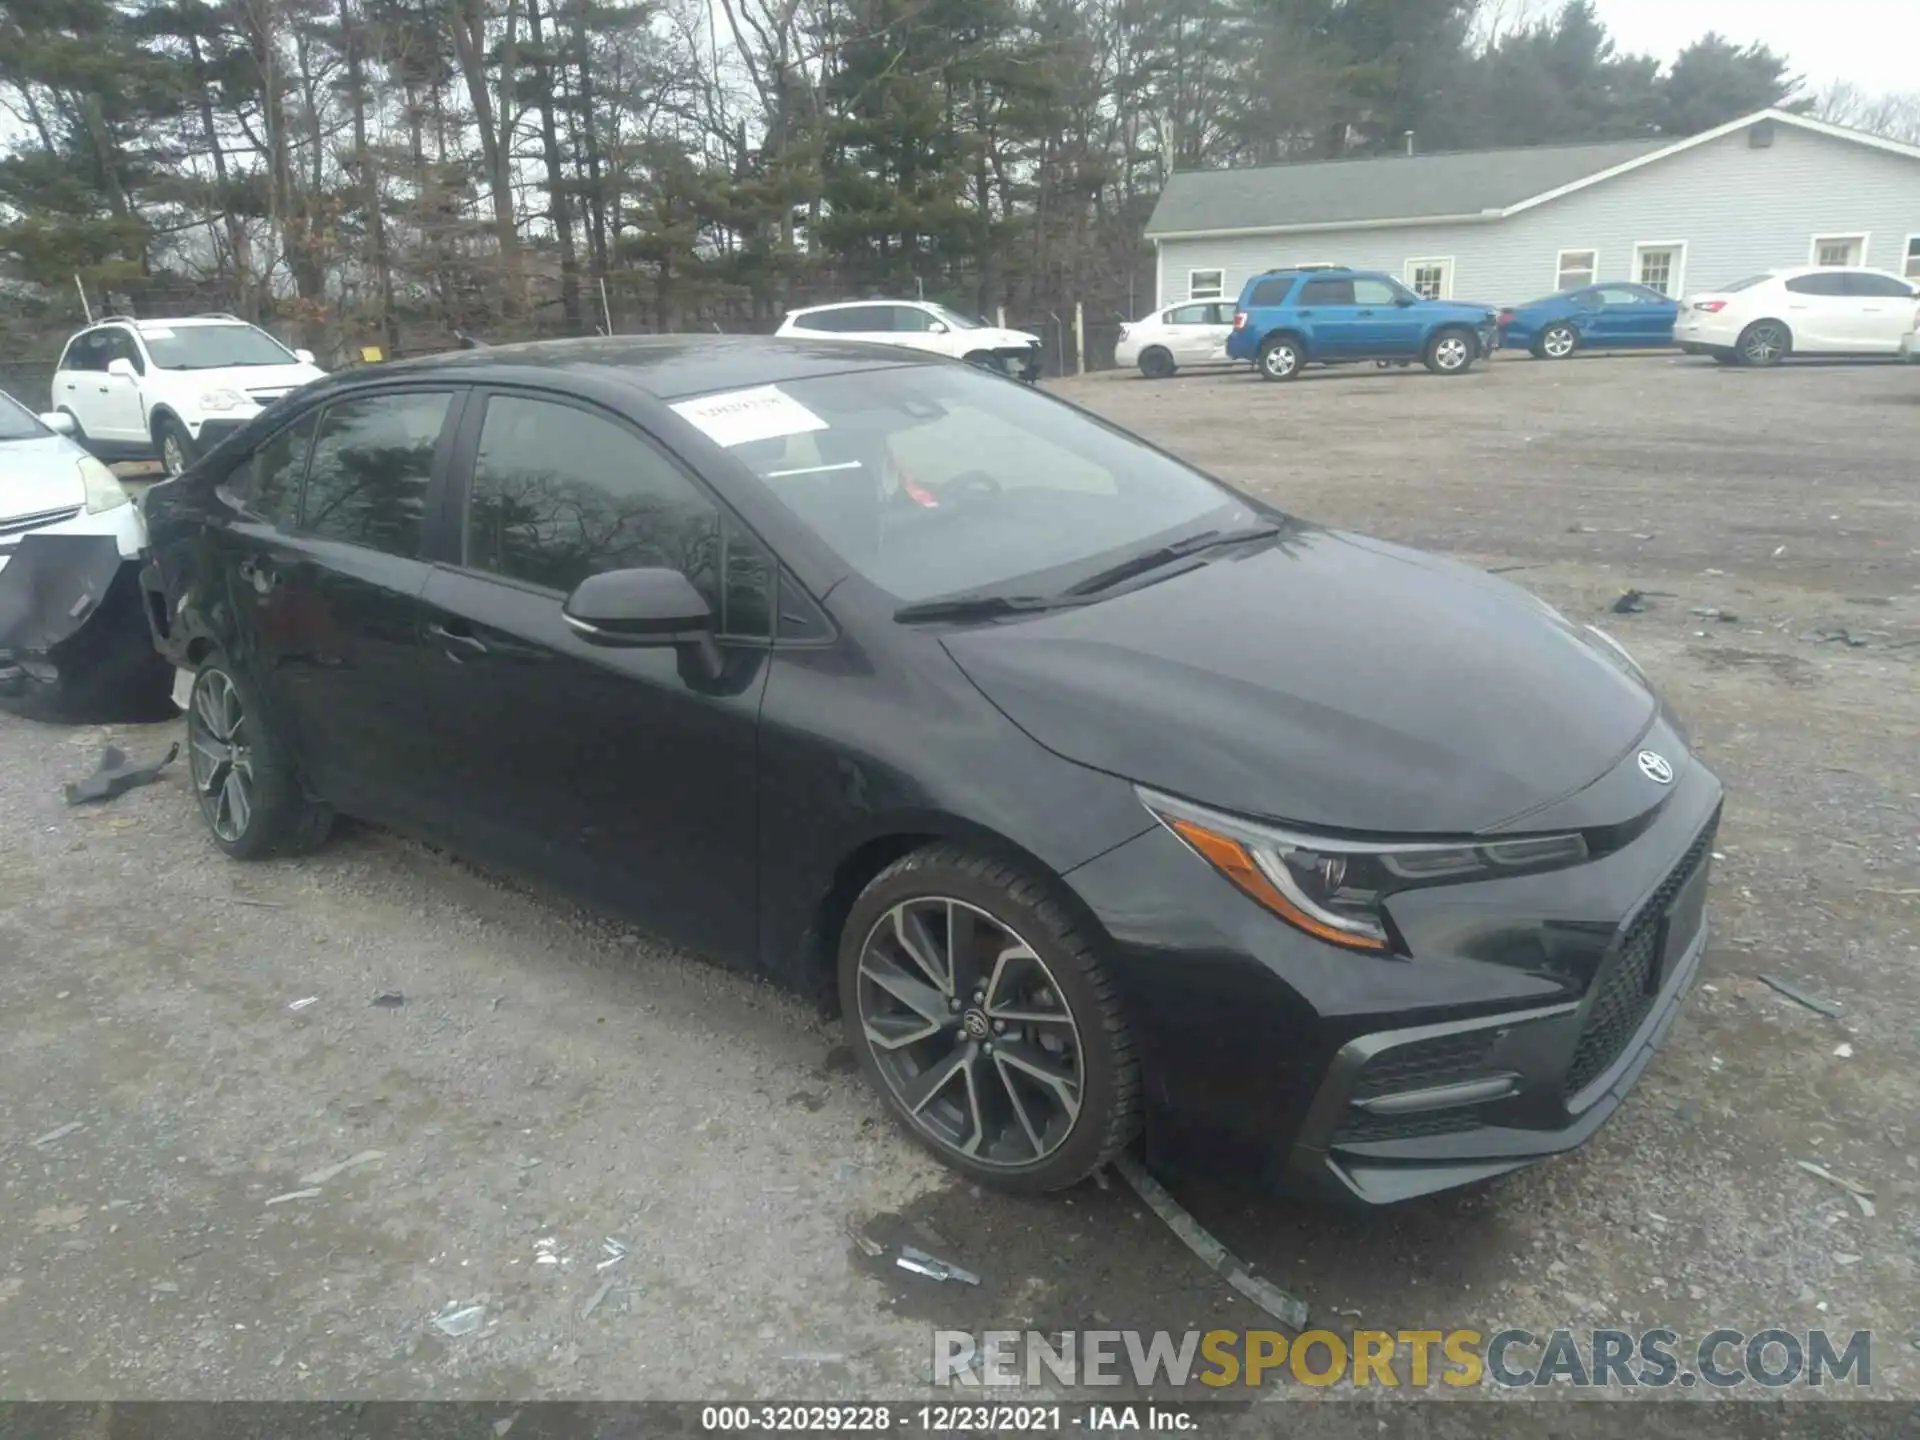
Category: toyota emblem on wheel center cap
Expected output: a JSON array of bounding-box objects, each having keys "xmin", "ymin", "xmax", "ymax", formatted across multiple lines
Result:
[
  {"xmin": 1638, "ymin": 750, "xmax": 1675, "ymax": 785},
  {"xmin": 961, "ymin": 1010, "xmax": 991, "ymax": 1039}
]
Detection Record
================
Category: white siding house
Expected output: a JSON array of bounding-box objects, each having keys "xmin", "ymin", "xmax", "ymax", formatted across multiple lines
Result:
[{"xmin": 1145, "ymin": 110, "xmax": 1920, "ymax": 310}]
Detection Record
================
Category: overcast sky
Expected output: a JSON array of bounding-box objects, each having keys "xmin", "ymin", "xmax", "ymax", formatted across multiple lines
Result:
[{"xmin": 1589, "ymin": 0, "xmax": 1918, "ymax": 94}]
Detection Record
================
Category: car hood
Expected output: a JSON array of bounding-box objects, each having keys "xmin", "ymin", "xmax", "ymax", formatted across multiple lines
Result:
[
  {"xmin": 941, "ymin": 527, "xmax": 1659, "ymax": 835},
  {"xmin": 1432, "ymin": 300, "xmax": 1500, "ymax": 321},
  {"xmin": 974, "ymin": 328, "xmax": 1040, "ymax": 348},
  {"xmin": 179, "ymin": 362, "xmax": 325, "ymax": 397},
  {"xmin": 0, "ymin": 434, "xmax": 88, "ymax": 519}
]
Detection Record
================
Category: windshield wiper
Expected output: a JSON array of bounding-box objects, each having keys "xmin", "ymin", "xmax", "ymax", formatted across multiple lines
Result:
[
  {"xmin": 1061, "ymin": 524, "xmax": 1283, "ymax": 598},
  {"xmin": 893, "ymin": 592, "xmax": 1074, "ymax": 623}
]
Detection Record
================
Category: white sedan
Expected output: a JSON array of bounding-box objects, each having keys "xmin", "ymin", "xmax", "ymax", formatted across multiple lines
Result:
[
  {"xmin": 0, "ymin": 392, "xmax": 143, "ymax": 575},
  {"xmin": 1114, "ymin": 301, "xmax": 1237, "ymax": 379},
  {"xmin": 1674, "ymin": 265, "xmax": 1920, "ymax": 366}
]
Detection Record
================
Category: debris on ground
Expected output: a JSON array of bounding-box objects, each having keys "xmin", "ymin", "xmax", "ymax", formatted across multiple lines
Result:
[
  {"xmin": 299, "ymin": 1149, "xmax": 386, "ymax": 1185},
  {"xmin": 432, "ymin": 1304, "xmax": 485, "ymax": 1337},
  {"xmin": 1797, "ymin": 1159, "xmax": 1875, "ymax": 1218},
  {"xmin": 596, "ymin": 1238, "xmax": 629, "ymax": 1272},
  {"xmin": 1691, "ymin": 607, "xmax": 1740, "ymax": 622},
  {"xmin": 370, "ymin": 991, "xmax": 406, "ymax": 1008},
  {"xmin": 62, "ymin": 742, "xmax": 179, "ymax": 805},
  {"xmin": 1833, "ymin": 1043, "xmax": 1854, "ymax": 1059},
  {"xmin": 580, "ymin": 1281, "xmax": 615, "ymax": 1320},
  {"xmin": 1757, "ymin": 974, "xmax": 1843, "ymax": 1017},
  {"xmin": 1610, "ymin": 590, "xmax": 1648, "ymax": 614},
  {"xmin": 535, "ymin": 1237, "xmax": 564, "ymax": 1267},
  {"xmin": 845, "ymin": 1221, "xmax": 884, "ymax": 1259},
  {"xmin": 28, "ymin": 1121, "xmax": 83, "ymax": 1148},
  {"xmin": 896, "ymin": 1246, "xmax": 980, "ymax": 1286},
  {"xmin": 263, "ymin": 1187, "xmax": 323, "ymax": 1207},
  {"xmin": 1802, "ymin": 626, "xmax": 1869, "ymax": 648},
  {"xmin": 1114, "ymin": 1152, "xmax": 1311, "ymax": 1331},
  {"xmin": 780, "ymin": 1352, "xmax": 848, "ymax": 1364},
  {"xmin": 287, "ymin": 996, "xmax": 319, "ymax": 1013}
]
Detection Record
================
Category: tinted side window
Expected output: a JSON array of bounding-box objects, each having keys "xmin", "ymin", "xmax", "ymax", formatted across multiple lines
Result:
[
  {"xmin": 65, "ymin": 333, "xmax": 110, "ymax": 372},
  {"xmin": 105, "ymin": 329, "xmax": 145, "ymax": 373},
  {"xmin": 793, "ymin": 310, "xmax": 848, "ymax": 333},
  {"xmin": 246, "ymin": 411, "xmax": 318, "ymax": 526},
  {"xmin": 1785, "ymin": 273, "xmax": 1847, "ymax": 296},
  {"xmin": 1845, "ymin": 272, "xmax": 1915, "ymax": 298},
  {"xmin": 1247, "ymin": 277, "xmax": 1295, "ymax": 307},
  {"xmin": 836, "ymin": 306, "xmax": 893, "ymax": 331},
  {"xmin": 1299, "ymin": 278, "xmax": 1356, "ymax": 306},
  {"xmin": 892, "ymin": 307, "xmax": 938, "ymax": 332},
  {"xmin": 465, "ymin": 395, "xmax": 739, "ymax": 626},
  {"xmin": 301, "ymin": 391, "xmax": 451, "ymax": 555}
]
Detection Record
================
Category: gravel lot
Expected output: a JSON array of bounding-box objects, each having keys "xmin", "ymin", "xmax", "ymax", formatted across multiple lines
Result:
[{"xmin": 3, "ymin": 350, "xmax": 1916, "ymax": 1404}]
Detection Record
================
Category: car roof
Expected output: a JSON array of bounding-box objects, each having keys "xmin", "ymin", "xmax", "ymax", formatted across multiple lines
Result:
[
  {"xmin": 1770, "ymin": 264, "xmax": 1911, "ymax": 280},
  {"xmin": 349, "ymin": 333, "xmax": 938, "ymax": 402},
  {"xmin": 72, "ymin": 316, "xmax": 264, "ymax": 337},
  {"xmin": 786, "ymin": 299, "xmax": 927, "ymax": 315}
]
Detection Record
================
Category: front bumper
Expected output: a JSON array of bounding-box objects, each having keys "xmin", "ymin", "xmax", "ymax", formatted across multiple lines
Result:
[
  {"xmin": 1065, "ymin": 727, "xmax": 1722, "ymax": 1205},
  {"xmin": 987, "ymin": 344, "xmax": 1043, "ymax": 383},
  {"xmin": 0, "ymin": 496, "xmax": 145, "ymax": 574},
  {"xmin": 1476, "ymin": 323, "xmax": 1501, "ymax": 356}
]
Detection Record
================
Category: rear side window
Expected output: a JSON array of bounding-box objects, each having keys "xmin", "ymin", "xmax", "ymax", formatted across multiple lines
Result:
[
  {"xmin": 792, "ymin": 310, "xmax": 849, "ymax": 333},
  {"xmin": 1785, "ymin": 273, "xmax": 1847, "ymax": 296},
  {"xmin": 246, "ymin": 411, "xmax": 318, "ymax": 526},
  {"xmin": 463, "ymin": 395, "xmax": 775, "ymax": 634},
  {"xmin": 61, "ymin": 332, "xmax": 111, "ymax": 373},
  {"xmin": 1168, "ymin": 304, "xmax": 1212, "ymax": 325},
  {"xmin": 300, "ymin": 390, "xmax": 452, "ymax": 556},
  {"xmin": 1246, "ymin": 277, "xmax": 1295, "ymax": 307},
  {"xmin": 1299, "ymin": 278, "xmax": 1356, "ymax": 305}
]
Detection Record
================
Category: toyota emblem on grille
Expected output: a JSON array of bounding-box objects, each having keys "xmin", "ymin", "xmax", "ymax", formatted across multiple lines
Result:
[{"xmin": 1637, "ymin": 750, "xmax": 1674, "ymax": 785}]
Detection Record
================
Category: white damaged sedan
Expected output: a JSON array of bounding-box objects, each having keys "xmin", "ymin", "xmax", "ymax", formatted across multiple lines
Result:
[{"xmin": 1, "ymin": 389, "xmax": 170, "ymax": 716}]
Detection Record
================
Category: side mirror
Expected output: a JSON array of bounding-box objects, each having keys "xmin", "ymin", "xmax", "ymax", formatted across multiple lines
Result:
[
  {"xmin": 39, "ymin": 411, "xmax": 76, "ymax": 436},
  {"xmin": 294, "ymin": 347, "xmax": 316, "ymax": 365},
  {"xmin": 1395, "ymin": 296, "xmax": 1416, "ymax": 307},
  {"xmin": 928, "ymin": 321, "xmax": 949, "ymax": 334},
  {"xmin": 564, "ymin": 567, "xmax": 713, "ymax": 645},
  {"xmin": 107, "ymin": 358, "xmax": 138, "ymax": 380}
]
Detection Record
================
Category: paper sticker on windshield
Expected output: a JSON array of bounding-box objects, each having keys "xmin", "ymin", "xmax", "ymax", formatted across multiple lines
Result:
[
  {"xmin": 670, "ymin": 385, "xmax": 827, "ymax": 449},
  {"xmin": 139, "ymin": 326, "xmax": 176, "ymax": 339}
]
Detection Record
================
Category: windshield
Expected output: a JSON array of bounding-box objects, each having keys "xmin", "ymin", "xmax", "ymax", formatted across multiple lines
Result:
[
  {"xmin": 140, "ymin": 324, "xmax": 298, "ymax": 370},
  {"xmin": 927, "ymin": 304, "xmax": 982, "ymax": 330},
  {"xmin": 697, "ymin": 366, "xmax": 1251, "ymax": 605},
  {"xmin": 0, "ymin": 390, "xmax": 50, "ymax": 442}
]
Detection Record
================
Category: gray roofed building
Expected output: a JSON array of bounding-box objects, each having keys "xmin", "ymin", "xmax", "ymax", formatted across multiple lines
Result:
[
  {"xmin": 1145, "ymin": 138, "xmax": 1667, "ymax": 238},
  {"xmin": 1138, "ymin": 109, "xmax": 1920, "ymax": 336}
]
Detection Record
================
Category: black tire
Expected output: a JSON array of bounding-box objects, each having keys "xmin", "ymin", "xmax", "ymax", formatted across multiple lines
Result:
[
  {"xmin": 1138, "ymin": 347, "xmax": 1176, "ymax": 380},
  {"xmin": 1424, "ymin": 326, "xmax": 1476, "ymax": 375},
  {"xmin": 185, "ymin": 655, "xmax": 333, "ymax": 860},
  {"xmin": 1736, "ymin": 321, "xmax": 1791, "ymax": 367},
  {"xmin": 1257, "ymin": 335, "xmax": 1302, "ymax": 382},
  {"xmin": 1711, "ymin": 351, "xmax": 1741, "ymax": 366},
  {"xmin": 1537, "ymin": 323, "xmax": 1578, "ymax": 361},
  {"xmin": 155, "ymin": 414, "xmax": 196, "ymax": 477},
  {"xmin": 838, "ymin": 844, "xmax": 1141, "ymax": 1192}
]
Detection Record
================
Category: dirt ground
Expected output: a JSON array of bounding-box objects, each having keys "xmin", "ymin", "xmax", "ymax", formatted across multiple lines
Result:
[{"xmin": 2, "ymin": 350, "xmax": 1916, "ymax": 1407}]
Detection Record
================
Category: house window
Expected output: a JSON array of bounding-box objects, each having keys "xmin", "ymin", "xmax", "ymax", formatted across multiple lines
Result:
[
  {"xmin": 1812, "ymin": 235, "xmax": 1867, "ymax": 267},
  {"xmin": 1405, "ymin": 258, "xmax": 1452, "ymax": 300},
  {"xmin": 1906, "ymin": 236, "xmax": 1920, "ymax": 280},
  {"xmin": 1634, "ymin": 243, "xmax": 1685, "ymax": 297},
  {"xmin": 1556, "ymin": 249, "xmax": 1598, "ymax": 290},
  {"xmin": 1188, "ymin": 269, "xmax": 1224, "ymax": 300}
]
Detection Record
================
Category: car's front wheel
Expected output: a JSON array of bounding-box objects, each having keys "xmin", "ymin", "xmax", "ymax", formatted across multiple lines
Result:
[
  {"xmin": 839, "ymin": 845, "xmax": 1141, "ymax": 1192},
  {"xmin": 156, "ymin": 416, "xmax": 196, "ymax": 477},
  {"xmin": 1537, "ymin": 323, "xmax": 1578, "ymax": 360},
  {"xmin": 1258, "ymin": 337, "xmax": 1302, "ymax": 382},
  {"xmin": 186, "ymin": 657, "xmax": 333, "ymax": 860},
  {"xmin": 1425, "ymin": 327, "xmax": 1476, "ymax": 375}
]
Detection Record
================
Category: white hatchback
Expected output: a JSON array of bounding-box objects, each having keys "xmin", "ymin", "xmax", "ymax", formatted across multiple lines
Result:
[
  {"xmin": 1114, "ymin": 302, "xmax": 1237, "ymax": 379},
  {"xmin": 52, "ymin": 315, "xmax": 326, "ymax": 475},
  {"xmin": 1674, "ymin": 266, "xmax": 1920, "ymax": 366},
  {"xmin": 775, "ymin": 300, "xmax": 1043, "ymax": 381}
]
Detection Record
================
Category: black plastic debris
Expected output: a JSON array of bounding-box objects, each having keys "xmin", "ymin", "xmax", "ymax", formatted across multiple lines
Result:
[
  {"xmin": 1610, "ymin": 589, "xmax": 1647, "ymax": 614},
  {"xmin": 370, "ymin": 991, "xmax": 406, "ymax": 1008},
  {"xmin": 1802, "ymin": 626, "xmax": 1868, "ymax": 648},
  {"xmin": 1757, "ymin": 974, "xmax": 1843, "ymax": 1018},
  {"xmin": 0, "ymin": 534, "xmax": 122, "ymax": 657},
  {"xmin": 63, "ymin": 742, "xmax": 179, "ymax": 805}
]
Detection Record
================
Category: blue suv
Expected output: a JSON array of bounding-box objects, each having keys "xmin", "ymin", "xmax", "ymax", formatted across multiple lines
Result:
[{"xmin": 1226, "ymin": 267, "xmax": 1501, "ymax": 381}]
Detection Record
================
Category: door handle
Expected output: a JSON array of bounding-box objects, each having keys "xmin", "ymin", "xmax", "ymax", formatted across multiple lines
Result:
[
  {"xmin": 1356, "ymin": 309, "xmax": 1375, "ymax": 316},
  {"xmin": 426, "ymin": 621, "xmax": 489, "ymax": 659},
  {"xmin": 97, "ymin": 386, "xmax": 110, "ymax": 393}
]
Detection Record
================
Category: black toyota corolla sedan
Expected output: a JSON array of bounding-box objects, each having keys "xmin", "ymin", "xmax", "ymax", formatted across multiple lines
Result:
[{"xmin": 138, "ymin": 336, "xmax": 1720, "ymax": 1205}]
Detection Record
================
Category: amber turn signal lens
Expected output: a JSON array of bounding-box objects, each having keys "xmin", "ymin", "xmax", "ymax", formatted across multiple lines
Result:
[{"xmin": 1169, "ymin": 818, "xmax": 1389, "ymax": 952}]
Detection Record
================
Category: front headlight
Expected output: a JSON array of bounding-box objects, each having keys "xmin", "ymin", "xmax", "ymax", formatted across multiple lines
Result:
[
  {"xmin": 78, "ymin": 456, "xmax": 130, "ymax": 514},
  {"xmin": 199, "ymin": 388, "xmax": 248, "ymax": 412},
  {"xmin": 1140, "ymin": 788, "xmax": 1587, "ymax": 953}
]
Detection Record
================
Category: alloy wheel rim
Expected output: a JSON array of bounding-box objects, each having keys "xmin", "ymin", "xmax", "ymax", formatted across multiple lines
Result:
[
  {"xmin": 1545, "ymin": 328, "xmax": 1575, "ymax": 357},
  {"xmin": 187, "ymin": 670, "xmax": 254, "ymax": 842},
  {"xmin": 1265, "ymin": 346, "xmax": 1296, "ymax": 377},
  {"xmin": 1436, "ymin": 337, "xmax": 1469, "ymax": 368},
  {"xmin": 856, "ymin": 897, "xmax": 1084, "ymax": 1168},
  {"xmin": 1746, "ymin": 327, "xmax": 1782, "ymax": 362},
  {"xmin": 163, "ymin": 434, "xmax": 185, "ymax": 475}
]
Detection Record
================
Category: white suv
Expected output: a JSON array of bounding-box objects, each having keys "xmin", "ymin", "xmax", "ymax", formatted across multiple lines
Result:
[
  {"xmin": 775, "ymin": 300, "xmax": 1043, "ymax": 381},
  {"xmin": 52, "ymin": 315, "xmax": 327, "ymax": 475},
  {"xmin": 1674, "ymin": 266, "xmax": 1920, "ymax": 366}
]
